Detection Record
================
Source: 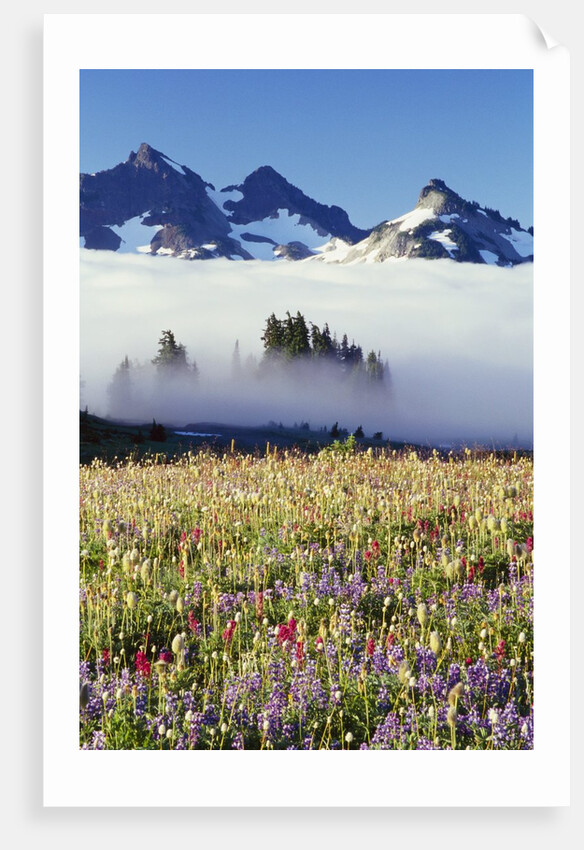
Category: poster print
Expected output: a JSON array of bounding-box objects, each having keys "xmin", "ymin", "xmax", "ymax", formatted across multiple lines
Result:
[{"xmin": 43, "ymin": 14, "xmax": 569, "ymax": 807}]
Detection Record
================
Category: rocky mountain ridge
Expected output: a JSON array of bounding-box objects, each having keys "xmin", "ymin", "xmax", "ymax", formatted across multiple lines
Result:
[{"xmin": 80, "ymin": 144, "xmax": 533, "ymax": 266}]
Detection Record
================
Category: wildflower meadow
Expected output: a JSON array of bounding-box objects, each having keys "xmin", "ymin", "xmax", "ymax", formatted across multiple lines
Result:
[{"xmin": 79, "ymin": 441, "xmax": 533, "ymax": 750}]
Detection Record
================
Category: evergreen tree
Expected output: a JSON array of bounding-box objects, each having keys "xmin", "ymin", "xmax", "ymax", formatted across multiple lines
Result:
[
  {"xmin": 149, "ymin": 419, "xmax": 167, "ymax": 442},
  {"xmin": 366, "ymin": 350, "xmax": 385, "ymax": 382},
  {"xmin": 231, "ymin": 339, "xmax": 242, "ymax": 379},
  {"xmin": 339, "ymin": 334, "xmax": 350, "ymax": 364},
  {"xmin": 152, "ymin": 330, "xmax": 189, "ymax": 374},
  {"xmin": 311, "ymin": 322, "xmax": 336, "ymax": 359},
  {"xmin": 284, "ymin": 311, "xmax": 310, "ymax": 358},
  {"xmin": 107, "ymin": 355, "xmax": 132, "ymax": 416},
  {"xmin": 261, "ymin": 313, "xmax": 285, "ymax": 361}
]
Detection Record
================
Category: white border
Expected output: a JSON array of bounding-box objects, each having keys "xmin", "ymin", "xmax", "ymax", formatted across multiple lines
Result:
[{"xmin": 43, "ymin": 13, "xmax": 570, "ymax": 807}]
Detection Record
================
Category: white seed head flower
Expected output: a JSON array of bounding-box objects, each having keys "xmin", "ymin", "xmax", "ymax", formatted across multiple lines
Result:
[
  {"xmin": 234, "ymin": 612, "xmax": 242, "ymax": 623},
  {"xmin": 171, "ymin": 634, "xmax": 184, "ymax": 654},
  {"xmin": 221, "ymin": 723, "xmax": 228, "ymax": 734},
  {"xmin": 446, "ymin": 706, "xmax": 457, "ymax": 728},
  {"xmin": 448, "ymin": 682, "xmax": 465, "ymax": 705},
  {"xmin": 176, "ymin": 596, "xmax": 185, "ymax": 614},
  {"xmin": 480, "ymin": 628, "xmax": 488, "ymax": 639},
  {"xmin": 158, "ymin": 723, "xmax": 166, "ymax": 736},
  {"xmin": 126, "ymin": 592, "xmax": 138, "ymax": 610},
  {"xmin": 147, "ymin": 614, "xmax": 153, "ymax": 624},
  {"xmin": 345, "ymin": 732, "xmax": 353, "ymax": 743},
  {"xmin": 416, "ymin": 603, "xmax": 428, "ymax": 626},
  {"xmin": 429, "ymin": 631, "xmax": 442, "ymax": 655},
  {"xmin": 384, "ymin": 597, "xmax": 391, "ymax": 607},
  {"xmin": 518, "ymin": 632, "xmax": 526, "ymax": 643},
  {"xmin": 398, "ymin": 660, "xmax": 411, "ymax": 685}
]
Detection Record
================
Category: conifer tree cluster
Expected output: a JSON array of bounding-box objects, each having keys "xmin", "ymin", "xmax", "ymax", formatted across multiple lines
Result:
[{"xmin": 261, "ymin": 310, "xmax": 387, "ymax": 383}]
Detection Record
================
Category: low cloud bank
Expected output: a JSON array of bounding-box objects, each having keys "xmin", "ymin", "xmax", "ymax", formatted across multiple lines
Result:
[{"xmin": 80, "ymin": 250, "xmax": 533, "ymax": 448}]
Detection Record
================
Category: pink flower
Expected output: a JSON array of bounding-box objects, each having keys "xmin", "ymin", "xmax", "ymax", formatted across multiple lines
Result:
[
  {"xmin": 222, "ymin": 620, "xmax": 236, "ymax": 643},
  {"xmin": 276, "ymin": 618, "xmax": 297, "ymax": 646},
  {"xmin": 135, "ymin": 651, "xmax": 151, "ymax": 677}
]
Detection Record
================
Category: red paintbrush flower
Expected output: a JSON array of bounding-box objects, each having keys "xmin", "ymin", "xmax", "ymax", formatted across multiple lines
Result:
[
  {"xmin": 222, "ymin": 620, "xmax": 237, "ymax": 643},
  {"xmin": 276, "ymin": 618, "xmax": 297, "ymax": 646},
  {"xmin": 135, "ymin": 650, "xmax": 151, "ymax": 677}
]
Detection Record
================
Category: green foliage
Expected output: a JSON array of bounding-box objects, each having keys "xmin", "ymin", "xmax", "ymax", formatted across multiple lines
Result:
[{"xmin": 322, "ymin": 432, "xmax": 357, "ymax": 455}]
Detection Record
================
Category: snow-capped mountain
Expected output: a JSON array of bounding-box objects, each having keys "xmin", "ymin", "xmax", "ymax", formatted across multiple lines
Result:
[
  {"xmin": 80, "ymin": 145, "xmax": 532, "ymax": 266},
  {"xmin": 313, "ymin": 179, "xmax": 533, "ymax": 267},
  {"xmin": 80, "ymin": 143, "xmax": 367, "ymax": 261}
]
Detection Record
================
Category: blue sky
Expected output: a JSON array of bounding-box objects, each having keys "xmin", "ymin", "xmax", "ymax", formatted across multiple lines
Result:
[{"xmin": 80, "ymin": 68, "xmax": 533, "ymax": 231}]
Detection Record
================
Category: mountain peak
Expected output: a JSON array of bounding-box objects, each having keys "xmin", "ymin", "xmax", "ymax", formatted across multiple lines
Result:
[
  {"xmin": 128, "ymin": 143, "xmax": 181, "ymax": 173},
  {"xmin": 416, "ymin": 178, "xmax": 468, "ymax": 215}
]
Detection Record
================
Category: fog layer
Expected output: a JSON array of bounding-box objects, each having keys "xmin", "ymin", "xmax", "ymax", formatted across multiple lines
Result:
[{"xmin": 80, "ymin": 250, "xmax": 533, "ymax": 447}]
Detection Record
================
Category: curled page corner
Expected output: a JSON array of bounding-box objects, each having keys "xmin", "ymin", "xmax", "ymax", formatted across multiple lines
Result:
[{"xmin": 525, "ymin": 15, "xmax": 561, "ymax": 50}]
